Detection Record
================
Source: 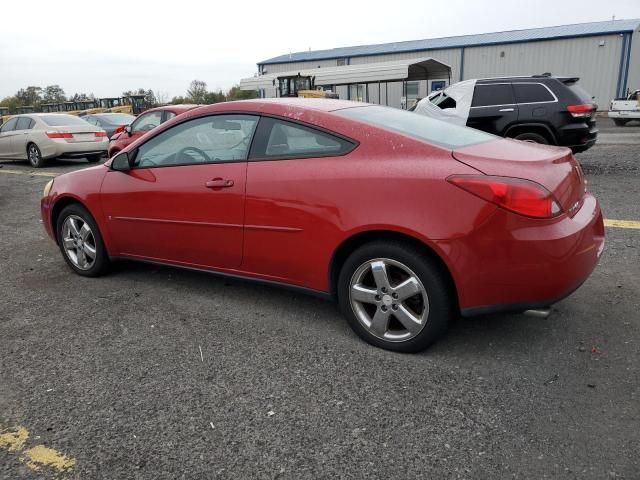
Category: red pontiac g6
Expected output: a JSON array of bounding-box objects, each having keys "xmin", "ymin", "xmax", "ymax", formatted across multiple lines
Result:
[{"xmin": 41, "ymin": 99, "xmax": 605, "ymax": 353}]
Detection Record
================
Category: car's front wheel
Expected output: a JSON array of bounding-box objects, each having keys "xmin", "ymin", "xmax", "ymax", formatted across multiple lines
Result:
[
  {"xmin": 338, "ymin": 241, "xmax": 453, "ymax": 353},
  {"xmin": 27, "ymin": 143, "xmax": 45, "ymax": 168},
  {"xmin": 56, "ymin": 204, "xmax": 110, "ymax": 277}
]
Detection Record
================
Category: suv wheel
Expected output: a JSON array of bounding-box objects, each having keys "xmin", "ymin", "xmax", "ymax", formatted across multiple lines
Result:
[
  {"xmin": 513, "ymin": 132, "xmax": 549, "ymax": 144},
  {"xmin": 613, "ymin": 119, "xmax": 628, "ymax": 127},
  {"xmin": 337, "ymin": 241, "xmax": 453, "ymax": 353}
]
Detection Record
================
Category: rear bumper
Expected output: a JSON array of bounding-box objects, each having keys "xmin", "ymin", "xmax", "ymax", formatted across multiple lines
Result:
[
  {"xmin": 41, "ymin": 138, "xmax": 108, "ymax": 159},
  {"xmin": 440, "ymin": 194, "xmax": 605, "ymax": 316},
  {"xmin": 608, "ymin": 111, "xmax": 640, "ymax": 119},
  {"xmin": 557, "ymin": 122, "xmax": 598, "ymax": 153}
]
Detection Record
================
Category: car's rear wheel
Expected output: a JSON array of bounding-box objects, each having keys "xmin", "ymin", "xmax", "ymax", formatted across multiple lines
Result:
[
  {"xmin": 337, "ymin": 241, "xmax": 453, "ymax": 353},
  {"xmin": 613, "ymin": 119, "xmax": 628, "ymax": 127},
  {"xmin": 86, "ymin": 154, "xmax": 102, "ymax": 163},
  {"xmin": 27, "ymin": 143, "xmax": 45, "ymax": 168},
  {"xmin": 56, "ymin": 204, "xmax": 110, "ymax": 277},
  {"xmin": 513, "ymin": 132, "xmax": 549, "ymax": 144}
]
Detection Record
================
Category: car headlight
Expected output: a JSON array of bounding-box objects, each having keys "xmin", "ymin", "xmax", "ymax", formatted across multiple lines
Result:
[{"xmin": 43, "ymin": 179, "xmax": 54, "ymax": 198}]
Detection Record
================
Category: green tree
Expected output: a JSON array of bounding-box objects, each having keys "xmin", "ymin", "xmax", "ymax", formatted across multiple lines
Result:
[
  {"xmin": 203, "ymin": 89, "xmax": 226, "ymax": 104},
  {"xmin": 187, "ymin": 80, "xmax": 208, "ymax": 104},
  {"xmin": 226, "ymin": 85, "xmax": 258, "ymax": 101},
  {"xmin": 42, "ymin": 85, "xmax": 66, "ymax": 103},
  {"xmin": 170, "ymin": 96, "xmax": 187, "ymax": 104},
  {"xmin": 15, "ymin": 86, "xmax": 42, "ymax": 107},
  {"xmin": 0, "ymin": 96, "xmax": 20, "ymax": 113}
]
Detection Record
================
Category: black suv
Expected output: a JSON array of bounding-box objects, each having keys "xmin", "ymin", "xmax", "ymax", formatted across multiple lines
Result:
[{"xmin": 424, "ymin": 75, "xmax": 598, "ymax": 153}]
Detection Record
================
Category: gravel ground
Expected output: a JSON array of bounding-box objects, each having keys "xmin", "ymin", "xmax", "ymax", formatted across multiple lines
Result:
[{"xmin": 0, "ymin": 118, "xmax": 638, "ymax": 479}]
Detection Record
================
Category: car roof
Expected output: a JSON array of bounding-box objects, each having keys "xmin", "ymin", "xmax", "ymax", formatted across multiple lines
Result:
[
  {"xmin": 189, "ymin": 98, "xmax": 366, "ymax": 116},
  {"xmin": 476, "ymin": 75, "xmax": 579, "ymax": 84}
]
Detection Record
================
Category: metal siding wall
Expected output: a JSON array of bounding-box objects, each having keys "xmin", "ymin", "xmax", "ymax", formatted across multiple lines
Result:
[
  {"xmin": 625, "ymin": 30, "xmax": 640, "ymax": 96},
  {"xmin": 261, "ymin": 59, "xmax": 338, "ymax": 74},
  {"xmin": 336, "ymin": 85, "xmax": 349, "ymax": 100},
  {"xmin": 462, "ymin": 35, "xmax": 623, "ymax": 108}
]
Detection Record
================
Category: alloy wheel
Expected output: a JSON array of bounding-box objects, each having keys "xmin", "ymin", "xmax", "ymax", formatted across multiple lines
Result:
[
  {"xmin": 61, "ymin": 215, "xmax": 97, "ymax": 270},
  {"xmin": 28, "ymin": 145, "xmax": 41, "ymax": 167},
  {"xmin": 349, "ymin": 258, "xmax": 429, "ymax": 342}
]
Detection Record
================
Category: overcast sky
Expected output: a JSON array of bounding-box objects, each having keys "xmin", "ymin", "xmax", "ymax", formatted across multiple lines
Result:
[{"xmin": 1, "ymin": 0, "xmax": 638, "ymax": 99}]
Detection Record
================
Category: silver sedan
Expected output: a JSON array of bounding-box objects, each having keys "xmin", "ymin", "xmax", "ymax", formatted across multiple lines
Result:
[{"xmin": 0, "ymin": 113, "xmax": 108, "ymax": 167}]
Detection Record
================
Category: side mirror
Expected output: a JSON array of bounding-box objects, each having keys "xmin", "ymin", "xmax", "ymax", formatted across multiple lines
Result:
[
  {"xmin": 111, "ymin": 151, "xmax": 131, "ymax": 171},
  {"xmin": 124, "ymin": 125, "xmax": 132, "ymax": 135}
]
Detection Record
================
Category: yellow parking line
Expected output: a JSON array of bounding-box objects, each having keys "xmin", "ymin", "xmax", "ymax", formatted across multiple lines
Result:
[
  {"xmin": 0, "ymin": 168, "xmax": 58, "ymax": 177},
  {"xmin": 604, "ymin": 219, "xmax": 640, "ymax": 229}
]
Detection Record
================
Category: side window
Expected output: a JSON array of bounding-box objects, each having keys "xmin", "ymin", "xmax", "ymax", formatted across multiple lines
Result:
[
  {"xmin": 0, "ymin": 118, "xmax": 18, "ymax": 133},
  {"xmin": 164, "ymin": 111, "xmax": 177, "ymax": 122},
  {"xmin": 257, "ymin": 118, "xmax": 354, "ymax": 159},
  {"xmin": 132, "ymin": 114, "xmax": 258, "ymax": 168},
  {"xmin": 131, "ymin": 111, "xmax": 163, "ymax": 134},
  {"xmin": 16, "ymin": 117, "xmax": 32, "ymax": 130},
  {"xmin": 471, "ymin": 84, "xmax": 515, "ymax": 107},
  {"xmin": 513, "ymin": 83, "xmax": 555, "ymax": 103}
]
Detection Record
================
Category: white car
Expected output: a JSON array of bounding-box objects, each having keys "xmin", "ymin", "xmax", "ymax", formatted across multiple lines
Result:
[{"xmin": 0, "ymin": 113, "xmax": 108, "ymax": 167}]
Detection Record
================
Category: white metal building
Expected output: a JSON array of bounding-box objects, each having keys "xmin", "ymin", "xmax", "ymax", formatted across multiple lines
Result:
[{"xmin": 241, "ymin": 19, "xmax": 640, "ymax": 110}]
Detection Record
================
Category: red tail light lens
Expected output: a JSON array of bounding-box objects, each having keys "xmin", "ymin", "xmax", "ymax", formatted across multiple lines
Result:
[
  {"xmin": 567, "ymin": 104, "xmax": 595, "ymax": 118},
  {"xmin": 447, "ymin": 175, "xmax": 562, "ymax": 219},
  {"xmin": 95, "ymin": 131, "xmax": 107, "ymax": 137},
  {"xmin": 46, "ymin": 131, "xmax": 73, "ymax": 139}
]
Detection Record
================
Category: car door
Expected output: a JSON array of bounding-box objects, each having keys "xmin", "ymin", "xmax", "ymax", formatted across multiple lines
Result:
[
  {"xmin": 0, "ymin": 118, "xmax": 19, "ymax": 158},
  {"xmin": 100, "ymin": 113, "xmax": 259, "ymax": 269},
  {"xmin": 11, "ymin": 117, "xmax": 34, "ymax": 157},
  {"xmin": 512, "ymin": 82, "xmax": 557, "ymax": 122},
  {"xmin": 467, "ymin": 83, "xmax": 518, "ymax": 135}
]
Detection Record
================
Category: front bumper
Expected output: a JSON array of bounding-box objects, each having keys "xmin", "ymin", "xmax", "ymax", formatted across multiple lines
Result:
[{"xmin": 438, "ymin": 194, "xmax": 605, "ymax": 316}]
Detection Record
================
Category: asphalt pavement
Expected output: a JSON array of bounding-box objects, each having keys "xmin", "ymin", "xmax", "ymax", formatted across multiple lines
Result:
[{"xmin": 0, "ymin": 118, "xmax": 638, "ymax": 479}]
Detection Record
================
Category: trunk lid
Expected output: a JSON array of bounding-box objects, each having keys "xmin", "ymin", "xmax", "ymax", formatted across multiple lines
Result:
[
  {"xmin": 452, "ymin": 138, "xmax": 586, "ymax": 216},
  {"xmin": 48, "ymin": 124, "xmax": 105, "ymax": 143}
]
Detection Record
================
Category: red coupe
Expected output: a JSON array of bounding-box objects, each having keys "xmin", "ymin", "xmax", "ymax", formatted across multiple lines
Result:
[{"xmin": 41, "ymin": 99, "xmax": 604, "ymax": 352}]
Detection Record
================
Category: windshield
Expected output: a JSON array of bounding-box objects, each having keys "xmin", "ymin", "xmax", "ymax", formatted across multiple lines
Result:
[
  {"xmin": 40, "ymin": 115, "xmax": 89, "ymax": 126},
  {"xmin": 336, "ymin": 105, "xmax": 495, "ymax": 149}
]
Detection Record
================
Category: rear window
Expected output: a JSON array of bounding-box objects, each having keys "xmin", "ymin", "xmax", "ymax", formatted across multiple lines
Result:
[
  {"xmin": 40, "ymin": 115, "xmax": 89, "ymax": 126},
  {"xmin": 513, "ymin": 83, "xmax": 555, "ymax": 103},
  {"xmin": 471, "ymin": 84, "xmax": 515, "ymax": 107},
  {"xmin": 337, "ymin": 105, "xmax": 495, "ymax": 149},
  {"xmin": 565, "ymin": 82, "xmax": 594, "ymax": 104}
]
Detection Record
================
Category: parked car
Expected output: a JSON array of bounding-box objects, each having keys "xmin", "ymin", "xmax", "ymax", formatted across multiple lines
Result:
[
  {"xmin": 608, "ymin": 89, "xmax": 640, "ymax": 126},
  {"xmin": 41, "ymin": 99, "xmax": 604, "ymax": 353},
  {"xmin": 83, "ymin": 113, "xmax": 136, "ymax": 139},
  {"xmin": 107, "ymin": 104, "xmax": 199, "ymax": 157},
  {"xmin": 0, "ymin": 114, "xmax": 108, "ymax": 167},
  {"xmin": 413, "ymin": 75, "xmax": 598, "ymax": 153}
]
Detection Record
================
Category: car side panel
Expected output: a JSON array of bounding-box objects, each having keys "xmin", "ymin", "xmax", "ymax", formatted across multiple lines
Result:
[{"xmin": 242, "ymin": 134, "xmax": 494, "ymax": 292}]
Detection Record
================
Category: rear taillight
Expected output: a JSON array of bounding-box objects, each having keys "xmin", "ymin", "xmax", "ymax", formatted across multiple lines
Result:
[
  {"xmin": 567, "ymin": 104, "xmax": 595, "ymax": 118},
  {"xmin": 447, "ymin": 175, "xmax": 562, "ymax": 219},
  {"xmin": 46, "ymin": 131, "xmax": 73, "ymax": 139},
  {"xmin": 95, "ymin": 131, "xmax": 107, "ymax": 137}
]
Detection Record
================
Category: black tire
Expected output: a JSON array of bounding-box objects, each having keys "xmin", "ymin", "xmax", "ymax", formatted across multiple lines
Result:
[
  {"xmin": 513, "ymin": 132, "xmax": 549, "ymax": 144},
  {"xmin": 613, "ymin": 119, "xmax": 628, "ymax": 127},
  {"xmin": 86, "ymin": 154, "xmax": 102, "ymax": 163},
  {"xmin": 56, "ymin": 203, "xmax": 110, "ymax": 277},
  {"xmin": 27, "ymin": 143, "xmax": 46, "ymax": 168},
  {"xmin": 337, "ymin": 241, "xmax": 454, "ymax": 353}
]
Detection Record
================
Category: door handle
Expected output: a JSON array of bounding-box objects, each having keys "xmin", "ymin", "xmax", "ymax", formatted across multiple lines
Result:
[
  {"xmin": 499, "ymin": 108, "xmax": 515, "ymax": 112},
  {"xmin": 205, "ymin": 178, "xmax": 234, "ymax": 188}
]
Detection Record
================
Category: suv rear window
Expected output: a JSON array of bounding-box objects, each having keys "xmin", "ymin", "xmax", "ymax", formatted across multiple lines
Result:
[
  {"xmin": 513, "ymin": 83, "xmax": 555, "ymax": 103},
  {"xmin": 565, "ymin": 82, "xmax": 594, "ymax": 104},
  {"xmin": 40, "ymin": 115, "xmax": 89, "ymax": 126},
  {"xmin": 337, "ymin": 105, "xmax": 494, "ymax": 149},
  {"xmin": 471, "ymin": 84, "xmax": 514, "ymax": 107}
]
